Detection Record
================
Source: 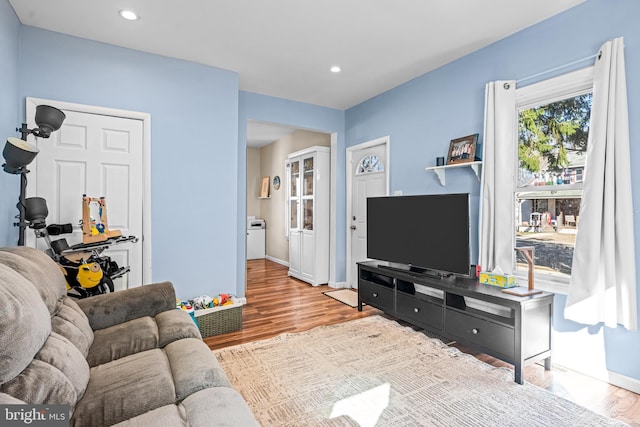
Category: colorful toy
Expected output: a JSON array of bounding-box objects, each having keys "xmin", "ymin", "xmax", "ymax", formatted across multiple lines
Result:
[
  {"xmin": 82, "ymin": 195, "xmax": 122, "ymax": 244},
  {"xmin": 183, "ymin": 293, "xmax": 237, "ymax": 312},
  {"xmin": 219, "ymin": 293, "xmax": 230, "ymax": 305},
  {"xmin": 177, "ymin": 300, "xmax": 199, "ymax": 326},
  {"xmin": 211, "ymin": 295, "xmax": 231, "ymax": 306},
  {"xmin": 60, "ymin": 259, "xmax": 114, "ymax": 298},
  {"xmin": 192, "ymin": 295, "xmax": 213, "ymax": 310}
]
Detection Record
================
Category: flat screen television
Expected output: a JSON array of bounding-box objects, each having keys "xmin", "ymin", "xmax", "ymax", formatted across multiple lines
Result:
[{"xmin": 367, "ymin": 193, "xmax": 470, "ymax": 277}]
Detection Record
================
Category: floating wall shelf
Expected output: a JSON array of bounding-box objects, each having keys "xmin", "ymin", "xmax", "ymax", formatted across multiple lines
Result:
[{"xmin": 425, "ymin": 161, "xmax": 482, "ymax": 186}]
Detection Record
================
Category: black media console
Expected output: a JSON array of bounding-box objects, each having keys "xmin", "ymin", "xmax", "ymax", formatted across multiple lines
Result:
[{"xmin": 357, "ymin": 261, "xmax": 553, "ymax": 384}]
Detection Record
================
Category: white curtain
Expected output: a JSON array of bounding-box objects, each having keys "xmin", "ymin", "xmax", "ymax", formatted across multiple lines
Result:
[
  {"xmin": 565, "ymin": 37, "xmax": 638, "ymax": 331},
  {"xmin": 479, "ymin": 81, "xmax": 516, "ymax": 273}
]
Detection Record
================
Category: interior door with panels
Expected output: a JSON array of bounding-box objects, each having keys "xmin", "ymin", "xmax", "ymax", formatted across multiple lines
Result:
[{"xmin": 26, "ymin": 104, "xmax": 144, "ymax": 290}]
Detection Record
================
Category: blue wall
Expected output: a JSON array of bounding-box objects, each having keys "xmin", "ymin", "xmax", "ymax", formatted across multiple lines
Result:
[
  {"xmin": 14, "ymin": 26, "xmax": 240, "ymax": 300},
  {"xmin": 237, "ymin": 92, "xmax": 345, "ymax": 288},
  {"xmin": 0, "ymin": 1, "xmax": 20, "ymax": 245},
  {"xmin": 345, "ymin": 0, "xmax": 640, "ymax": 382}
]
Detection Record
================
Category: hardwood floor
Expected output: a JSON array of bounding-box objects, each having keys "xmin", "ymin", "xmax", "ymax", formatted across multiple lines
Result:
[
  {"xmin": 204, "ymin": 259, "xmax": 381, "ymax": 350},
  {"xmin": 204, "ymin": 259, "xmax": 640, "ymax": 426}
]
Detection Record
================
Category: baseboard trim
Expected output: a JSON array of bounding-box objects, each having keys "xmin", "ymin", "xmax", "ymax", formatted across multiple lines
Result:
[
  {"xmin": 608, "ymin": 370, "xmax": 640, "ymax": 394},
  {"xmin": 561, "ymin": 363, "xmax": 640, "ymax": 394},
  {"xmin": 328, "ymin": 281, "xmax": 349, "ymax": 289},
  {"xmin": 265, "ymin": 255, "xmax": 288, "ymax": 267}
]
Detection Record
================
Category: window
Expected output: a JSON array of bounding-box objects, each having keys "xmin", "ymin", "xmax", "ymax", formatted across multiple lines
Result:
[
  {"xmin": 355, "ymin": 154, "xmax": 384, "ymax": 175},
  {"xmin": 513, "ymin": 67, "xmax": 593, "ymax": 292}
]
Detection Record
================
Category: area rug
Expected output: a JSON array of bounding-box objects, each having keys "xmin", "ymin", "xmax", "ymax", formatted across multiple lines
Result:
[
  {"xmin": 323, "ymin": 289, "xmax": 360, "ymax": 308},
  {"xmin": 213, "ymin": 316, "xmax": 626, "ymax": 427}
]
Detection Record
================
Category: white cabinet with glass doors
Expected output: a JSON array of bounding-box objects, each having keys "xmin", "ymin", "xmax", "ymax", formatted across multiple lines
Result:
[{"xmin": 286, "ymin": 146, "xmax": 330, "ymax": 286}]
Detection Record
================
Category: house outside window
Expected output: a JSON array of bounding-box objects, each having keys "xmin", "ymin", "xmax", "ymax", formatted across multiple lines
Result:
[{"xmin": 513, "ymin": 67, "xmax": 593, "ymax": 292}]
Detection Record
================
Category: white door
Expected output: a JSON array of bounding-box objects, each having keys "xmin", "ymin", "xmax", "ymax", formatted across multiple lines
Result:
[
  {"xmin": 348, "ymin": 142, "xmax": 388, "ymax": 288},
  {"xmin": 26, "ymin": 103, "xmax": 144, "ymax": 291}
]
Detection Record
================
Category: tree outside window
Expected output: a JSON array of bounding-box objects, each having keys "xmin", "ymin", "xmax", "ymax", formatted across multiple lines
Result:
[{"xmin": 515, "ymin": 93, "xmax": 592, "ymax": 280}]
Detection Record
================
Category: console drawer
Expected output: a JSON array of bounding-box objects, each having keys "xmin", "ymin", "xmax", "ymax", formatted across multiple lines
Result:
[
  {"xmin": 359, "ymin": 280, "xmax": 394, "ymax": 311},
  {"xmin": 397, "ymin": 292, "xmax": 443, "ymax": 330},
  {"xmin": 445, "ymin": 309, "xmax": 514, "ymax": 359}
]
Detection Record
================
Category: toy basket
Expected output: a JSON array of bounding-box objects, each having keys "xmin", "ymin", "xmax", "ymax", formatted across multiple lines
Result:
[{"xmin": 194, "ymin": 303, "xmax": 243, "ymax": 338}]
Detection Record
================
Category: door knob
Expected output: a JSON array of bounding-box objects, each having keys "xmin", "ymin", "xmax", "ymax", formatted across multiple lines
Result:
[{"xmin": 350, "ymin": 225, "xmax": 356, "ymax": 230}]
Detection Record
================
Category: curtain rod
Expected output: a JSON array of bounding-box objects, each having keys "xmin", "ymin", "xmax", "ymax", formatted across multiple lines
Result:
[{"xmin": 516, "ymin": 52, "xmax": 600, "ymax": 85}]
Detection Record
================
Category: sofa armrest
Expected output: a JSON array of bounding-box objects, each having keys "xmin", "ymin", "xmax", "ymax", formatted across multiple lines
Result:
[{"xmin": 76, "ymin": 281, "xmax": 176, "ymax": 331}]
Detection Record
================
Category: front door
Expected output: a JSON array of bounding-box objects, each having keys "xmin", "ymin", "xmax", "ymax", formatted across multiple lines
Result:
[
  {"xmin": 348, "ymin": 141, "xmax": 388, "ymax": 288},
  {"xmin": 26, "ymin": 100, "xmax": 145, "ymax": 291}
]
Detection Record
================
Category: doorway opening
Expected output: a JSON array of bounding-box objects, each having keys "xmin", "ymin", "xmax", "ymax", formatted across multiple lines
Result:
[{"xmin": 245, "ymin": 120, "xmax": 331, "ymax": 277}]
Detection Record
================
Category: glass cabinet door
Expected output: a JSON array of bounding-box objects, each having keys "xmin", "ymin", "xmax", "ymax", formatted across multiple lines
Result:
[
  {"xmin": 303, "ymin": 200, "xmax": 313, "ymax": 230},
  {"xmin": 303, "ymin": 156, "xmax": 314, "ymax": 196},
  {"xmin": 290, "ymin": 200, "xmax": 299, "ymax": 230},
  {"xmin": 290, "ymin": 160, "xmax": 299, "ymax": 198}
]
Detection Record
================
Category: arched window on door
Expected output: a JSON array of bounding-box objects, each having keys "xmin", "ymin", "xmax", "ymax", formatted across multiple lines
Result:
[{"xmin": 356, "ymin": 154, "xmax": 384, "ymax": 175}]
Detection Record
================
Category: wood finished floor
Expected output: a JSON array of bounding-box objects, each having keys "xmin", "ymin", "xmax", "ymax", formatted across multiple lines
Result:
[{"xmin": 204, "ymin": 259, "xmax": 640, "ymax": 426}]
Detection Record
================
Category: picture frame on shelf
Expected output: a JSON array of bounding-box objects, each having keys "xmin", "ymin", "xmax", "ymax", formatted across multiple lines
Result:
[{"xmin": 447, "ymin": 133, "xmax": 478, "ymax": 165}]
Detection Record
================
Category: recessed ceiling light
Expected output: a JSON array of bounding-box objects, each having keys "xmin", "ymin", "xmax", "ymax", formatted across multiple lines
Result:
[
  {"xmin": 119, "ymin": 10, "xmax": 139, "ymax": 21},
  {"xmin": 330, "ymin": 66, "xmax": 341, "ymax": 73}
]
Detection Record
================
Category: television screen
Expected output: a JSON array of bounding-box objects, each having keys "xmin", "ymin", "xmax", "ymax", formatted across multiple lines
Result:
[{"xmin": 367, "ymin": 193, "xmax": 470, "ymax": 276}]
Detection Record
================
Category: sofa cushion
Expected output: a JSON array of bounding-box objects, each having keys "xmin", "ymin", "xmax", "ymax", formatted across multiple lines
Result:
[
  {"xmin": 51, "ymin": 297, "xmax": 94, "ymax": 357},
  {"xmin": 164, "ymin": 338, "xmax": 231, "ymax": 401},
  {"xmin": 0, "ymin": 359, "xmax": 78, "ymax": 409},
  {"xmin": 73, "ymin": 349, "xmax": 176, "ymax": 427},
  {"xmin": 87, "ymin": 316, "xmax": 159, "ymax": 367},
  {"xmin": 112, "ymin": 404, "xmax": 187, "ymax": 427},
  {"xmin": 34, "ymin": 332, "xmax": 90, "ymax": 402},
  {"xmin": 0, "ymin": 264, "xmax": 51, "ymax": 384},
  {"xmin": 180, "ymin": 388, "xmax": 259, "ymax": 426},
  {"xmin": 155, "ymin": 310, "xmax": 202, "ymax": 347},
  {"xmin": 1, "ymin": 330, "xmax": 90, "ymax": 409},
  {"xmin": 0, "ymin": 247, "xmax": 67, "ymax": 314},
  {"xmin": 86, "ymin": 311, "xmax": 202, "ymax": 367},
  {"xmin": 113, "ymin": 388, "xmax": 259, "ymax": 427}
]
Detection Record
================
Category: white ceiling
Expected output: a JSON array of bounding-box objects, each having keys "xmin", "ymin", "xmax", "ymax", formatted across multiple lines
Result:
[
  {"xmin": 9, "ymin": 0, "xmax": 585, "ymax": 146},
  {"xmin": 246, "ymin": 121, "xmax": 298, "ymax": 148}
]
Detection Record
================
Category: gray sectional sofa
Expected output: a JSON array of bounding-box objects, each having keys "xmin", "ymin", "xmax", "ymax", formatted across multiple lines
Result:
[{"xmin": 0, "ymin": 246, "xmax": 258, "ymax": 426}]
